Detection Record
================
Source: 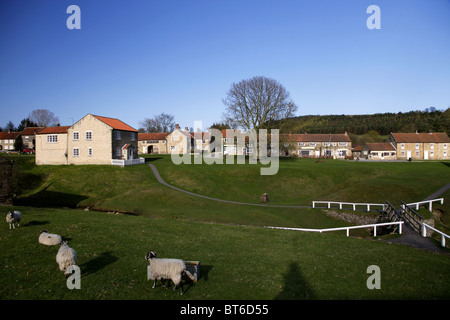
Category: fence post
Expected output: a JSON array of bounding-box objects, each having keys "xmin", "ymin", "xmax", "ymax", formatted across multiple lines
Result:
[
  {"xmin": 441, "ymin": 235, "xmax": 446, "ymax": 248},
  {"xmin": 399, "ymin": 222, "xmax": 402, "ymax": 234},
  {"xmin": 312, "ymin": 201, "xmax": 315, "ymax": 208},
  {"xmin": 373, "ymin": 226, "xmax": 377, "ymax": 237},
  {"xmin": 422, "ymin": 224, "xmax": 427, "ymax": 237}
]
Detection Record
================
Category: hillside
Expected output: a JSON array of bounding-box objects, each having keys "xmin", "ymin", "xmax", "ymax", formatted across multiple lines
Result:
[{"xmin": 280, "ymin": 108, "xmax": 450, "ymax": 135}]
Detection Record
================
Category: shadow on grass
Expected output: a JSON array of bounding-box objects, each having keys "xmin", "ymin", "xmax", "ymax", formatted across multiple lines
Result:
[
  {"xmin": 14, "ymin": 184, "xmax": 88, "ymax": 208},
  {"xmin": 79, "ymin": 251, "xmax": 119, "ymax": 277},
  {"xmin": 23, "ymin": 220, "xmax": 50, "ymax": 227},
  {"xmin": 274, "ymin": 262, "xmax": 316, "ymax": 300}
]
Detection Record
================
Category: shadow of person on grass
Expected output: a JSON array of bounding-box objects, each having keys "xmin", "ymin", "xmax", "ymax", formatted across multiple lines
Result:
[
  {"xmin": 79, "ymin": 251, "xmax": 119, "ymax": 277},
  {"xmin": 274, "ymin": 262, "xmax": 316, "ymax": 300}
]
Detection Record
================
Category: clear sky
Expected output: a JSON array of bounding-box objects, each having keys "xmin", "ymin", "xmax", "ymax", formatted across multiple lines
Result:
[{"xmin": 1, "ymin": 0, "xmax": 449, "ymax": 131}]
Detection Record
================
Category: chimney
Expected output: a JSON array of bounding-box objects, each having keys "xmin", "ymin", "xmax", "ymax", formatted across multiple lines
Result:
[
  {"xmin": 345, "ymin": 131, "xmax": 348, "ymax": 136},
  {"xmin": 185, "ymin": 127, "xmax": 189, "ymax": 132},
  {"xmin": 175, "ymin": 124, "xmax": 180, "ymax": 130}
]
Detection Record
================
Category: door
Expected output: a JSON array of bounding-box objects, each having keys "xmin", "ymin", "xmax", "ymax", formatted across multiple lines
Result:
[
  {"xmin": 424, "ymin": 151, "xmax": 428, "ymax": 160},
  {"xmin": 406, "ymin": 151, "xmax": 411, "ymax": 160}
]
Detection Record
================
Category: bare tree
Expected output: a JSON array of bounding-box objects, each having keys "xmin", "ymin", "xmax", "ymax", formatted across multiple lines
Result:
[
  {"xmin": 140, "ymin": 113, "xmax": 175, "ymax": 133},
  {"xmin": 222, "ymin": 76, "xmax": 298, "ymax": 131},
  {"xmin": 28, "ymin": 109, "xmax": 60, "ymax": 127}
]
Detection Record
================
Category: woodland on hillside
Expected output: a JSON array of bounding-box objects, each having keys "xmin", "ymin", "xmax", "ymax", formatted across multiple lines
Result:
[{"xmin": 280, "ymin": 108, "xmax": 449, "ymax": 136}]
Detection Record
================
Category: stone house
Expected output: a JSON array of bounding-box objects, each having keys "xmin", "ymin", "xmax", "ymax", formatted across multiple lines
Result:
[
  {"xmin": 166, "ymin": 124, "xmax": 193, "ymax": 154},
  {"xmin": 21, "ymin": 127, "xmax": 44, "ymax": 152},
  {"xmin": 0, "ymin": 155, "xmax": 13, "ymax": 205},
  {"xmin": 138, "ymin": 133, "xmax": 168, "ymax": 154},
  {"xmin": 35, "ymin": 114, "xmax": 139, "ymax": 165},
  {"xmin": 35, "ymin": 126, "xmax": 71, "ymax": 165},
  {"xmin": 387, "ymin": 132, "xmax": 450, "ymax": 160},
  {"xmin": 362, "ymin": 143, "xmax": 397, "ymax": 160},
  {"xmin": 286, "ymin": 133, "xmax": 352, "ymax": 158},
  {"xmin": 0, "ymin": 131, "xmax": 21, "ymax": 152}
]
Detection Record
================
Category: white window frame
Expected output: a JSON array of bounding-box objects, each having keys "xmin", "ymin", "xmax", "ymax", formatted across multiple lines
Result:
[
  {"xmin": 338, "ymin": 142, "xmax": 347, "ymax": 146},
  {"xmin": 401, "ymin": 144, "xmax": 405, "ymax": 150},
  {"xmin": 73, "ymin": 131, "xmax": 79, "ymax": 141},
  {"xmin": 47, "ymin": 135, "xmax": 58, "ymax": 143},
  {"xmin": 116, "ymin": 131, "xmax": 121, "ymax": 140},
  {"xmin": 130, "ymin": 132, "xmax": 136, "ymax": 141},
  {"xmin": 415, "ymin": 143, "xmax": 420, "ymax": 150},
  {"xmin": 73, "ymin": 148, "xmax": 80, "ymax": 157},
  {"xmin": 88, "ymin": 147, "xmax": 93, "ymax": 157},
  {"xmin": 86, "ymin": 131, "xmax": 92, "ymax": 141}
]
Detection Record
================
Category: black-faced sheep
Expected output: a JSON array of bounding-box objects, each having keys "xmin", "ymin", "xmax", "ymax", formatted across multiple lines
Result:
[
  {"xmin": 39, "ymin": 230, "xmax": 62, "ymax": 246},
  {"xmin": 56, "ymin": 241, "xmax": 77, "ymax": 276},
  {"xmin": 6, "ymin": 211, "xmax": 21, "ymax": 229},
  {"xmin": 145, "ymin": 251, "xmax": 196, "ymax": 295}
]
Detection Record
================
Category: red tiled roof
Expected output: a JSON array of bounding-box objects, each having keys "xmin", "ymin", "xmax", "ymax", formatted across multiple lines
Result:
[
  {"xmin": 36, "ymin": 126, "xmax": 71, "ymax": 134},
  {"xmin": 391, "ymin": 132, "xmax": 450, "ymax": 143},
  {"xmin": 0, "ymin": 131, "xmax": 21, "ymax": 139},
  {"xmin": 93, "ymin": 115, "xmax": 137, "ymax": 132},
  {"xmin": 22, "ymin": 127, "xmax": 44, "ymax": 135},
  {"xmin": 365, "ymin": 143, "xmax": 396, "ymax": 151},
  {"xmin": 138, "ymin": 133, "xmax": 168, "ymax": 141}
]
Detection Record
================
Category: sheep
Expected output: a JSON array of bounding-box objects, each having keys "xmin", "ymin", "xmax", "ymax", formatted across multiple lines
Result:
[
  {"xmin": 56, "ymin": 241, "xmax": 77, "ymax": 276},
  {"xmin": 145, "ymin": 251, "xmax": 196, "ymax": 295},
  {"xmin": 39, "ymin": 230, "xmax": 62, "ymax": 246},
  {"xmin": 6, "ymin": 211, "xmax": 21, "ymax": 229}
]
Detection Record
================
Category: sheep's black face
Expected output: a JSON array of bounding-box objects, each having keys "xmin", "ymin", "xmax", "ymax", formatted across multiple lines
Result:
[
  {"xmin": 145, "ymin": 251, "xmax": 157, "ymax": 260},
  {"xmin": 8, "ymin": 212, "xmax": 13, "ymax": 217}
]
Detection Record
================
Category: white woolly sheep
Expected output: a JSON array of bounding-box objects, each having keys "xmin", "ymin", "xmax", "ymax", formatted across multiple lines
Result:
[
  {"xmin": 39, "ymin": 230, "xmax": 62, "ymax": 246},
  {"xmin": 145, "ymin": 251, "xmax": 196, "ymax": 295},
  {"xmin": 6, "ymin": 211, "xmax": 21, "ymax": 229},
  {"xmin": 56, "ymin": 241, "xmax": 77, "ymax": 276}
]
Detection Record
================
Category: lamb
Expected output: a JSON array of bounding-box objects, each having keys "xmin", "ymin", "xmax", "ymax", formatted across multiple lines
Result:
[
  {"xmin": 6, "ymin": 211, "xmax": 21, "ymax": 229},
  {"xmin": 145, "ymin": 251, "xmax": 196, "ymax": 295},
  {"xmin": 39, "ymin": 230, "xmax": 62, "ymax": 246},
  {"xmin": 56, "ymin": 241, "xmax": 77, "ymax": 276}
]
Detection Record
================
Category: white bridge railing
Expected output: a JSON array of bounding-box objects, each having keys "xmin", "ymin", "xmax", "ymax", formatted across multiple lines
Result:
[
  {"xmin": 422, "ymin": 223, "xmax": 450, "ymax": 248},
  {"xmin": 266, "ymin": 221, "xmax": 404, "ymax": 237},
  {"xmin": 111, "ymin": 157, "xmax": 145, "ymax": 167},
  {"xmin": 312, "ymin": 201, "xmax": 386, "ymax": 211},
  {"xmin": 404, "ymin": 198, "xmax": 444, "ymax": 212}
]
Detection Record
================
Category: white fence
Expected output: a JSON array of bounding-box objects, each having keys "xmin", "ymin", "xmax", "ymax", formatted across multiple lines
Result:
[
  {"xmin": 266, "ymin": 221, "xmax": 404, "ymax": 237},
  {"xmin": 404, "ymin": 198, "xmax": 444, "ymax": 212},
  {"xmin": 312, "ymin": 201, "xmax": 386, "ymax": 211},
  {"xmin": 422, "ymin": 223, "xmax": 450, "ymax": 247},
  {"xmin": 111, "ymin": 158, "xmax": 145, "ymax": 167}
]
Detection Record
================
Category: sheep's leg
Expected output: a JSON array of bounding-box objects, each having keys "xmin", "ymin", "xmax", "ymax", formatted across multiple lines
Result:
[
  {"xmin": 9, "ymin": 223, "xmax": 11, "ymax": 229},
  {"xmin": 152, "ymin": 279, "xmax": 157, "ymax": 288}
]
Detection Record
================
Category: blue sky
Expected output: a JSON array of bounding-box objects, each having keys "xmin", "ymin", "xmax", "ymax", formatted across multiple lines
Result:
[{"xmin": 1, "ymin": 0, "xmax": 449, "ymax": 131}]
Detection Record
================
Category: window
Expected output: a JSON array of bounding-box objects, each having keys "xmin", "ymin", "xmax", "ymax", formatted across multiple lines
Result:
[
  {"xmin": 383, "ymin": 152, "xmax": 390, "ymax": 156},
  {"xmin": 170, "ymin": 146, "xmax": 176, "ymax": 151},
  {"xmin": 430, "ymin": 143, "xmax": 434, "ymax": 150},
  {"xmin": 86, "ymin": 131, "xmax": 92, "ymax": 140},
  {"xmin": 323, "ymin": 142, "xmax": 330, "ymax": 146},
  {"xmin": 298, "ymin": 142, "xmax": 305, "ymax": 146},
  {"xmin": 73, "ymin": 148, "xmax": 79, "ymax": 157},
  {"xmin": 47, "ymin": 135, "xmax": 58, "ymax": 143},
  {"xmin": 116, "ymin": 147, "xmax": 121, "ymax": 157},
  {"xmin": 116, "ymin": 131, "xmax": 121, "ymax": 140},
  {"xmin": 444, "ymin": 151, "xmax": 448, "ymax": 157},
  {"xmin": 415, "ymin": 143, "xmax": 420, "ymax": 150},
  {"xmin": 130, "ymin": 132, "xmax": 136, "ymax": 141},
  {"xmin": 430, "ymin": 151, "xmax": 434, "ymax": 157},
  {"xmin": 88, "ymin": 147, "xmax": 93, "ymax": 157},
  {"xmin": 444, "ymin": 144, "xmax": 447, "ymax": 149},
  {"xmin": 309, "ymin": 142, "xmax": 316, "ymax": 146},
  {"xmin": 73, "ymin": 132, "xmax": 79, "ymax": 140},
  {"xmin": 416, "ymin": 151, "xmax": 420, "ymax": 157},
  {"xmin": 338, "ymin": 142, "xmax": 347, "ymax": 146},
  {"xmin": 401, "ymin": 151, "xmax": 405, "ymax": 157},
  {"xmin": 401, "ymin": 144, "xmax": 405, "ymax": 150}
]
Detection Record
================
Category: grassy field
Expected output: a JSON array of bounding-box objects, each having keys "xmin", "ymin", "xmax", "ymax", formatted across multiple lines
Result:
[
  {"xmin": 1, "ymin": 206, "xmax": 450, "ymax": 300},
  {"xmin": 1, "ymin": 155, "xmax": 449, "ymax": 300}
]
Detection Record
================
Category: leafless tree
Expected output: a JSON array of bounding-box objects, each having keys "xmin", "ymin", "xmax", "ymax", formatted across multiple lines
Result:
[
  {"xmin": 140, "ymin": 112, "xmax": 175, "ymax": 133},
  {"xmin": 222, "ymin": 76, "xmax": 298, "ymax": 131},
  {"xmin": 28, "ymin": 109, "xmax": 60, "ymax": 127}
]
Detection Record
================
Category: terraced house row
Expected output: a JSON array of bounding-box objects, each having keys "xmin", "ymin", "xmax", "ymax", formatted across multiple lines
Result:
[{"xmin": 2, "ymin": 114, "xmax": 449, "ymax": 164}]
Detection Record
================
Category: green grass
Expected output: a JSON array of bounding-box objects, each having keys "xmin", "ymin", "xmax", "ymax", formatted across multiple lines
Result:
[
  {"xmin": 1, "ymin": 206, "xmax": 449, "ymax": 300},
  {"xmin": 2, "ymin": 155, "xmax": 449, "ymax": 300}
]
